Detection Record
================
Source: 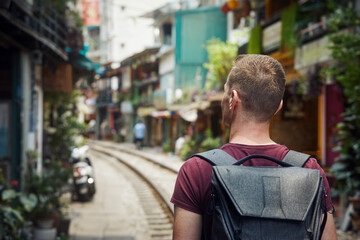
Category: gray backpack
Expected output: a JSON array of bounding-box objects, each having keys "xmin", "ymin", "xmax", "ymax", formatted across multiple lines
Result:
[{"xmin": 195, "ymin": 149, "xmax": 327, "ymax": 240}]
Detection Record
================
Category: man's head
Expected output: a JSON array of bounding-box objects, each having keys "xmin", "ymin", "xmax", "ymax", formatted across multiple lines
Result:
[{"xmin": 222, "ymin": 54, "xmax": 285, "ymax": 126}]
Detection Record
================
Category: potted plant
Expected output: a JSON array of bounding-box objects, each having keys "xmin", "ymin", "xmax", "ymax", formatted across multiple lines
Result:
[
  {"xmin": 0, "ymin": 180, "xmax": 37, "ymax": 239},
  {"xmin": 199, "ymin": 129, "xmax": 222, "ymax": 153},
  {"xmin": 56, "ymin": 210, "xmax": 71, "ymax": 237},
  {"xmin": 25, "ymin": 160, "xmax": 71, "ymax": 240}
]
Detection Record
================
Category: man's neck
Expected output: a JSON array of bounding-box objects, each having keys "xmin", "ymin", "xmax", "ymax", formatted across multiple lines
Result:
[{"xmin": 229, "ymin": 120, "xmax": 276, "ymax": 146}]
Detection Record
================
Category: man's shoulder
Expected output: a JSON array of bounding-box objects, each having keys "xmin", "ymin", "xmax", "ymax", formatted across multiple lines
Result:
[
  {"xmin": 180, "ymin": 155, "xmax": 214, "ymax": 175},
  {"xmin": 303, "ymin": 156, "xmax": 323, "ymax": 170},
  {"xmin": 184, "ymin": 155, "xmax": 211, "ymax": 167}
]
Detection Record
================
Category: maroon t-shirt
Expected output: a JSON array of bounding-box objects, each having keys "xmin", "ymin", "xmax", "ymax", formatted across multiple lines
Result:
[{"xmin": 171, "ymin": 143, "xmax": 334, "ymax": 217}]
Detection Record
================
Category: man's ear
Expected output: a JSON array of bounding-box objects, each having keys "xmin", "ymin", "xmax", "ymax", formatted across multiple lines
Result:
[
  {"xmin": 229, "ymin": 90, "xmax": 240, "ymax": 110},
  {"xmin": 232, "ymin": 89, "xmax": 240, "ymax": 102},
  {"xmin": 274, "ymin": 99, "xmax": 283, "ymax": 115}
]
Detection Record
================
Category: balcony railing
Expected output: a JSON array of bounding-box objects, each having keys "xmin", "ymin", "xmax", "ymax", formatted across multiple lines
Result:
[
  {"xmin": 97, "ymin": 89, "xmax": 121, "ymax": 106},
  {"xmin": 0, "ymin": 0, "xmax": 68, "ymax": 59},
  {"xmin": 139, "ymin": 94, "xmax": 154, "ymax": 105}
]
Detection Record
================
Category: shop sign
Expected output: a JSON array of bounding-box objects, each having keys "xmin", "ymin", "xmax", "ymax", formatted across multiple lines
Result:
[
  {"xmin": 294, "ymin": 35, "xmax": 331, "ymax": 70},
  {"xmin": 262, "ymin": 21, "xmax": 281, "ymax": 52},
  {"xmin": 81, "ymin": 0, "xmax": 100, "ymax": 26},
  {"xmin": 137, "ymin": 107, "xmax": 156, "ymax": 117},
  {"xmin": 151, "ymin": 111, "xmax": 172, "ymax": 118},
  {"xmin": 43, "ymin": 64, "xmax": 72, "ymax": 93}
]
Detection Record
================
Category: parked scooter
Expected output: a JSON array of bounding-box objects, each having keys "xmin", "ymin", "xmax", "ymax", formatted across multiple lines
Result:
[{"xmin": 69, "ymin": 145, "xmax": 96, "ymax": 201}]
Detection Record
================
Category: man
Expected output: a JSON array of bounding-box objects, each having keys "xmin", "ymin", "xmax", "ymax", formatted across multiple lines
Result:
[
  {"xmin": 171, "ymin": 54, "xmax": 337, "ymax": 239},
  {"xmin": 133, "ymin": 119, "xmax": 146, "ymax": 149}
]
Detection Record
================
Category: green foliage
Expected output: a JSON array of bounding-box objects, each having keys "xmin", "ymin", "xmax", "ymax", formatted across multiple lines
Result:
[
  {"xmin": 131, "ymin": 85, "xmax": 140, "ymax": 105},
  {"xmin": 0, "ymin": 169, "xmax": 5, "ymax": 185},
  {"xmin": 199, "ymin": 129, "xmax": 222, "ymax": 152},
  {"xmin": 58, "ymin": 232, "xmax": 70, "ymax": 240},
  {"xmin": 162, "ymin": 140, "xmax": 173, "ymax": 153},
  {"xmin": 0, "ymin": 187, "xmax": 37, "ymax": 239},
  {"xmin": 203, "ymin": 39, "xmax": 238, "ymax": 90},
  {"xmin": 27, "ymin": 150, "xmax": 38, "ymax": 160},
  {"xmin": 179, "ymin": 129, "xmax": 223, "ymax": 160},
  {"xmin": 327, "ymin": 1, "xmax": 359, "ymax": 32},
  {"xmin": 327, "ymin": 1, "xmax": 360, "ymax": 197},
  {"xmin": 45, "ymin": 90, "xmax": 87, "ymax": 162},
  {"xmin": 25, "ymin": 161, "xmax": 70, "ymax": 220},
  {"xmin": 280, "ymin": 3, "xmax": 298, "ymax": 55},
  {"xmin": 35, "ymin": 0, "xmax": 77, "ymax": 14},
  {"xmin": 113, "ymin": 133, "xmax": 123, "ymax": 142},
  {"xmin": 66, "ymin": 9, "xmax": 83, "ymax": 28},
  {"xmin": 180, "ymin": 138, "xmax": 198, "ymax": 161}
]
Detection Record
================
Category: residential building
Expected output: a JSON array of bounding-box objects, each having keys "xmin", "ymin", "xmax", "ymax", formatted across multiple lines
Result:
[
  {"xmin": 139, "ymin": 1, "xmax": 228, "ymax": 146},
  {"xmin": 98, "ymin": 0, "xmax": 171, "ymax": 64},
  {"xmin": 0, "ymin": 0, "xmax": 84, "ymax": 187}
]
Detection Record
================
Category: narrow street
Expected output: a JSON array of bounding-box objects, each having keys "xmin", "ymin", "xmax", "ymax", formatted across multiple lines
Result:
[
  {"xmin": 2, "ymin": 1, "xmax": 360, "ymax": 239},
  {"xmin": 68, "ymin": 148, "xmax": 151, "ymax": 240}
]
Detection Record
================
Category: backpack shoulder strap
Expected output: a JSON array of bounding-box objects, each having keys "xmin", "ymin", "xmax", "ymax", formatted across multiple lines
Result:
[
  {"xmin": 284, "ymin": 150, "xmax": 328, "ymax": 238},
  {"xmin": 194, "ymin": 149, "xmax": 237, "ymax": 166},
  {"xmin": 283, "ymin": 150, "xmax": 311, "ymax": 167}
]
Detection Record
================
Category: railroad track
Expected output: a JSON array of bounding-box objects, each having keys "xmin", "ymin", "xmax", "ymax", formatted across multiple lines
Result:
[{"xmin": 89, "ymin": 142, "xmax": 178, "ymax": 240}]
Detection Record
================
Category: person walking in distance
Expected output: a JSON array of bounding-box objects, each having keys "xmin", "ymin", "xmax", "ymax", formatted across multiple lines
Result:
[
  {"xmin": 133, "ymin": 119, "xmax": 146, "ymax": 150},
  {"xmin": 171, "ymin": 54, "xmax": 337, "ymax": 240}
]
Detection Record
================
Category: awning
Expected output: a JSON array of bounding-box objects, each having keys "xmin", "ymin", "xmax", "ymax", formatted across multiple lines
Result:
[
  {"xmin": 169, "ymin": 101, "xmax": 210, "ymax": 112},
  {"xmin": 207, "ymin": 92, "xmax": 223, "ymax": 102},
  {"xmin": 68, "ymin": 52, "xmax": 99, "ymax": 71},
  {"xmin": 179, "ymin": 109, "xmax": 198, "ymax": 122},
  {"xmin": 169, "ymin": 101, "xmax": 210, "ymax": 122}
]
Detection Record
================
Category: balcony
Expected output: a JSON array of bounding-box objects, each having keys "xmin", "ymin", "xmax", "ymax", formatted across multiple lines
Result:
[
  {"xmin": 96, "ymin": 89, "xmax": 121, "ymax": 107},
  {"xmin": 139, "ymin": 93, "xmax": 154, "ymax": 106},
  {"xmin": 0, "ymin": 0, "xmax": 68, "ymax": 60},
  {"xmin": 299, "ymin": 18, "xmax": 327, "ymax": 44}
]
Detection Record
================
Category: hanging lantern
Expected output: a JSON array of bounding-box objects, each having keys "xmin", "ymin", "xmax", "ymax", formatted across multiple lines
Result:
[
  {"xmin": 221, "ymin": 2, "xmax": 230, "ymax": 14},
  {"xmin": 227, "ymin": 0, "xmax": 240, "ymax": 10}
]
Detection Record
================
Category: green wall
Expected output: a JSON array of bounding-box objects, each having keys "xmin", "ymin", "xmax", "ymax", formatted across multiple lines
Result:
[{"xmin": 175, "ymin": 6, "xmax": 227, "ymax": 92}]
